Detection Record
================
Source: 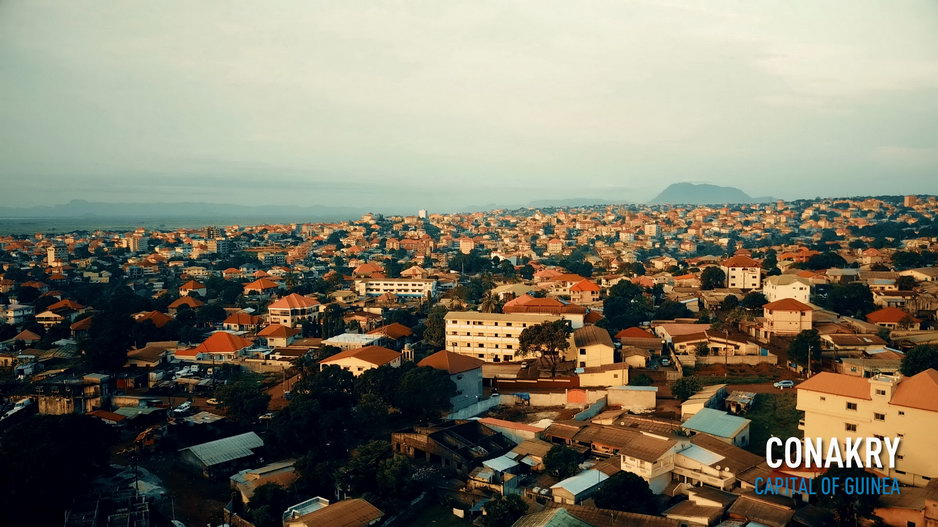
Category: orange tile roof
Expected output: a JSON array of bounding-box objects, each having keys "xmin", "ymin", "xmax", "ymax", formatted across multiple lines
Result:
[
  {"xmin": 268, "ymin": 293, "xmax": 320, "ymax": 310},
  {"xmin": 615, "ymin": 327, "xmax": 657, "ymax": 339},
  {"xmin": 418, "ymin": 350, "xmax": 484, "ymax": 374},
  {"xmin": 188, "ymin": 332, "xmax": 255, "ymax": 354},
  {"xmin": 366, "ymin": 322, "xmax": 413, "ymax": 340},
  {"xmin": 796, "ymin": 372, "xmax": 871, "ymax": 400},
  {"xmin": 866, "ymin": 307, "xmax": 918, "ymax": 324},
  {"xmin": 180, "ymin": 280, "xmax": 205, "ymax": 290},
  {"xmin": 138, "ymin": 310, "xmax": 172, "ymax": 329},
  {"xmin": 320, "ymin": 345, "xmax": 401, "ymax": 366},
  {"xmin": 257, "ymin": 324, "xmax": 300, "ymax": 339},
  {"xmin": 722, "ymin": 254, "xmax": 761, "ymax": 268},
  {"xmin": 890, "ymin": 369, "xmax": 938, "ymax": 412},
  {"xmin": 763, "ymin": 298, "xmax": 812, "ymax": 312},
  {"xmin": 244, "ymin": 278, "xmax": 280, "ymax": 291},
  {"xmin": 570, "ymin": 280, "xmax": 601, "ymax": 292},
  {"xmin": 169, "ymin": 296, "xmax": 204, "ymax": 309}
]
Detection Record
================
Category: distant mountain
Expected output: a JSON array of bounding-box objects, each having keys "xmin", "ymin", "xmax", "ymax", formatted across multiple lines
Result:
[
  {"xmin": 649, "ymin": 183, "xmax": 774, "ymax": 205},
  {"xmin": 0, "ymin": 199, "xmax": 371, "ymax": 221}
]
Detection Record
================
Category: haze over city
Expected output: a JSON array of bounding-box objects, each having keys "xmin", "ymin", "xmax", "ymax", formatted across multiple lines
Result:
[{"xmin": 2, "ymin": 0, "xmax": 938, "ymax": 211}]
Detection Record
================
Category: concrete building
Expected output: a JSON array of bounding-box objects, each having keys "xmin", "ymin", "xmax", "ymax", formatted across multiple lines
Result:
[
  {"xmin": 444, "ymin": 311, "xmax": 564, "ymax": 363},
  {"xmin": 267, "ymin": 293, "xmax": 321, "ymax": 328},
  {"xmin": 797, "ymin": 370, "xmax": 938, "ymax": 487},
  {"xmin": 319, "ymin": 346, "xmax": 402, "ymax": 376},
  {"xmin": 418, "ymin": 350, "xmax": 484, "ymax": 411},
  {"xmin": 760, "ymin": 298, "xmax": 813, "ymax": 339},
  {"xmin": 569, "ymin": 325, "xmax": 614, "ymax": 369},
  {"xmin": 721, "ymin": 254, "xmax": 762, "ymax": 290},
  {"xmin": 762, "ymin": 274, "xmax": 812, "ymax": 304},
  {"xmin": 354, "ymin": 278, "xmax": 437, "ymax": 299}
]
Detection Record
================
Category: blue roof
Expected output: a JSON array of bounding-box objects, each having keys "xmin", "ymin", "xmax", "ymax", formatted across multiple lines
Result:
[{"xmin": 682, "ymin": 408, "xmax": 749, "ymax": 438}]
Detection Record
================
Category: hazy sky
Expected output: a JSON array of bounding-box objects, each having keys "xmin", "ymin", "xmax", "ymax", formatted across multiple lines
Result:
[{"xmin": 2, "ymin": 0, "xmax": 937, "ymax": 211}]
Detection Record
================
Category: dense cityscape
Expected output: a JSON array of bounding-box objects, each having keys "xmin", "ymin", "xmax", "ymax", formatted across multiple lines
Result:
[{"xmin": 1, "ymin": 195, "xmax": 938, "ymax": 526}]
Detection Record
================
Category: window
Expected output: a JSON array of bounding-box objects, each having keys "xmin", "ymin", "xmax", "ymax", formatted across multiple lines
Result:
[
  {"xmin": 820, "ymin": 396, "xmax": 826, "ymax": 401},
  {"xmin": 478, "ymin": 343, "xmax": 484, "ymax": 348},
  {"xmin": 874, "ymin": 413, "xmax": 885, "ymax": 421},
  {"xmin": 876, "ymin": 389, "xmax": 886, "ymax": 396},
  {"xmin": 579, "ymin": 349, "xmax": 587, "ymax": 355},
  {"xmin": 456, "ymin": 375, "xmax": 463, "ymax": 380},
  {"xmin": 579, "ymin": 362, "xmax": 586, "ymax": 367},
  {"xmin": 899, "ymin": 411, "xmax": 905, "ymax": 416},
  {"xmin": 846, "ymin": 402, "xmax": 858, "ymax": 411},
  {"xmin": 845, "ymin": 423, "xmax": 857, "ymax": 432},
  {"xmin": 895, "ymin": 470, "xmax": 906, "ymax": 475}
]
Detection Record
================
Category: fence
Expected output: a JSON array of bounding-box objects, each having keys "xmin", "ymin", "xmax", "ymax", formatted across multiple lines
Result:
[
  {"xmin": 445, "ymin": 394, "xmax": 516, "ymax": 420},
  {"xmin": 574, "ymin": 395, "xmax": 608, "ymax": 421}
]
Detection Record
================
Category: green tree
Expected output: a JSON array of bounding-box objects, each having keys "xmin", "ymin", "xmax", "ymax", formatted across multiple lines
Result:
[
  {"xmin": 654, "ymin": 300, "xmax": 692, "ymax": 320},
  {"xmin": 804, "ymin": 251, "xmax": 847, "ymax": 270},
  {"xmin": 320, "ymin": 303, "xmax": 345, "ymax": 338},
  {"xmin": 481, "ymin": 494, "xmax": 528, "ymax": 527},
  {"xmin": 197, "ymin": 303, "xmax": 227, "ymax": 326},
  {"xmin": 821, "ymin": 283, "xmax": 875, "ymax": 318},
  {"xmin": 593, "ymin": 472, "xmax": 657, "ymax": 514},
  {"xmin": 544, "ymin": 445, "xmax": 580, "ymax": 479},
  {"xmin": 422, "ymin": 304, "xmax": 448, "ymax": 348},
  {"xmin": 85, "ymin": 312, "xmax": 134, "ymax": 370},
  {"xmin": 740, "ymin": 292, "xmax": 768, "ymax": 310},
  {"xmin": 396, "ymin": 366, "xmax": 456, "ymax": 418},
  {"xmin": 629, "ymin": 373, "xmax": 653, "ymax": 386},
  {"xmin": 788, "ymin": 329, "xmax": 822, "ymax": 371},
  {"xmin": 671, "ymin": 376, "xmax": 702, "ymax": 401},
  {"xmin": 900, "ymin": 345, "xmax": 938, "ymax": 376},
  {"xmin": 896, "ymin": 275, "xmax": 916, "ymax": 291},
  {"xmin": 247, "ymin": 483, "xmax": 294, "ymax": 527},
  {"xmin": 479, "ymin": 291, "xmax": 501, "ymax": 313},
  {"xmin": 216, "ymin": 376, "xmax": 271, "ymax": 425},
  {"xmin": 518, "ymin": 320, "xmax": 573, "ymax": 377},
  {"xmin": 700, "ymin": 267, "xmax": 726, "ymax": 290}
]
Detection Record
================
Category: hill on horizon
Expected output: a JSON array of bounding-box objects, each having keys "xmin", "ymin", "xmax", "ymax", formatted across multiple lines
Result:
[{"xmin": 649, "ymin": 183, "xmax": 774, "ymax": 205}]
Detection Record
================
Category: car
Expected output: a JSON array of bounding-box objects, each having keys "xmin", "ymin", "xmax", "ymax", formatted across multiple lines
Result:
[
  {"xmin": 205, "ymin": 398, "xmax": 220, "ymax": 406},
  {"xmin": 660, "ymin": 358, "xmax": 671, "ymax": 366},
  {"xmin": 259, "ymin": 412, "xmax": 275, "ymax": 420},
  {"xmin": 774, "ymin": 380, "xmax": 795, "ymax": 389},
  {"xmin": 173, "ymin": 401, "xmax": 192, "ymax": 414},
  {"xmin": 283, "ymin": 391, "xmax": 293, "ymax": 400}
]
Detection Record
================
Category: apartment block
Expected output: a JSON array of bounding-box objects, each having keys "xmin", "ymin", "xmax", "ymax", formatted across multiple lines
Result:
[{"xmin": 444, "ymin": 311, "xmax": 565, "ymax": 363}]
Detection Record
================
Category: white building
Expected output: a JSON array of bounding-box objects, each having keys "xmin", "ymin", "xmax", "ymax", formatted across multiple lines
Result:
[
  {"xmin": 354, "ymin": 278, "xmax": 437, "ymax": 299},
  {"xmin": 444, "ymin": 311, "xmax": 564, "ymax": 363},
  {"xmin": 762, "ymin": 274, "xmax": 812, "ymax": 304}
]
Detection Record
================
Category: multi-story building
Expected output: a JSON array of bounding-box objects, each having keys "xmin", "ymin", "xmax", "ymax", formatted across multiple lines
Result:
[
  {"xmin": 354, "ymin": 278, "xmax": 437, "ymax": 299},
  {"xmin": 721, "ymin": 254, "xmax": 762, "ymax": 290},
  {"xmin": 47, "ymin": 244, "xmax": 68, "ymax": 266},
  {"xmin": 797, "ymin": 370, "xmax": 938, "ymax": 487},
  {"xmin": 762, "ymin": 274, "xmax": 812, "ymax": 304},
  {"xmin": 444, "ymin": 311, "xmax": 565, "ymax": 363},
  {"xmin": 266, "ymin": 293, "xmax": 321, "ymax": 328},
  {"xmin": 758, "ymin": 298, "xmax": 813, "ymax": 339}
]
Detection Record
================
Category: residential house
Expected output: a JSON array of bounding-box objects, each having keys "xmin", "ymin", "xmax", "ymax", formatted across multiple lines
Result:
[
  {"xmin": 282, "ymin": 498, "xmax": 383, "ymax": 527},
  {"xmin": 721, "ymin": 254, "xmax": 762, "ymax": 290},
  {"xmin": 391, "ymin": 420, "xmax": 514, "ymax": 474},
  {"xmin": 175, "ymin": 332, "xmax": 255, "ymax": 363},
  {"xmin": 418, "ymin": 350, "xmax": 484, "ymax": 411},
  {"xmin": 444, "ymin": 311, "xmax": 565, "ymax": 363},
  {"xmin": 762, "ymin": 274, "xmax": 812, "ymax": 304},
  {"xmin": 569, "ymin": 325, "xmax": 614, "ymax": 369},
  {"xmin": 319, "ymin": 345, "xmax": 401, "ymax": 376},
  {"xmin": 267, "ymin": 293, "xmax": 321, "ymax": 328},
  {"xmin": 866, "ymin": 306, "xmax": 921, "ymax": 330},
  {"xmin": 257, "ymin": 324, "xmax": 300, "ymax": 348},
  {"xmin": 179, "ymin": 431, "xmax": 264, "ymax": 478},
  {"xmin": 681, "ymin": 408, "xmax": 751, "ymax": 447},
  {"xmin": 759, "ymin": 298, "xmax": 813, "ymax": 339}
]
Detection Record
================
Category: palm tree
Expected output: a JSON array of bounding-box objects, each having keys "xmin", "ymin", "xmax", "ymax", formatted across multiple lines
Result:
[{"xmin": 479, "ymin": 291, "xmax": 501, "ymax": 313}]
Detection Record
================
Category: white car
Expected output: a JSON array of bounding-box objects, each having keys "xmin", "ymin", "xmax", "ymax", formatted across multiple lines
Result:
[
  {"xmin": 773, "ymin": 380, "xmax": 795, "ymax": 389},
  {"xmin": 173, "ymin": 401, "xmax": 192, "ymax": 414}
]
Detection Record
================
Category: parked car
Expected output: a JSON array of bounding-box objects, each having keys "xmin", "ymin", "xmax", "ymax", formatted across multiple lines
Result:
[
  {"xmin": 773, "ymin": 380, "xmax": 795, "ymax": 389},
  {"xmin": 173, "ymin": 401, "xmax": 192, "ymax": 414},
  {"xmin": 259, "ymin": 412, "xmax": 275, "ymax": 421},
  {"xmin": 660, "ymin": 358, "xmax": 671, "ymax": 366},
  {"xmin": 205, "ymin": 398, "xmax": 220, "ymax": 406}
]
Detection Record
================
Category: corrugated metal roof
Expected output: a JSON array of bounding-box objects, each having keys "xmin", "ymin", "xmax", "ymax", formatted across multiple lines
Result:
[
  {"xmin": 181, "ymin": 431, "xmax": 263, "ymax": 467},
  {"xmin": 682, "ymin": 408, "xmax": 749, "ymax": 438}
]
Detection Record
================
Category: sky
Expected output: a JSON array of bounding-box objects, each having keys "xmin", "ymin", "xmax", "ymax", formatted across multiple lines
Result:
[{"xmin": 1, "ymin": 0, "xmax": 938, "ymax": 211}]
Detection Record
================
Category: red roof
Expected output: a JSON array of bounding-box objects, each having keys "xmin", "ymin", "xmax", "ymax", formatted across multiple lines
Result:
[
  {"xmin": 257, "ymin": 324, "xmax": 300, "ymax": 339},
  {"xmin": 763, "ymin": 298, "xmax": 812, "ymax": 312},
  {"xmin": 180, "ymin": 280, "xmax": 205, "ymax": 290},
  {"xmin": 418, "ymin": 350, "xmax": 483, "ymax": 374},
  {"xmin": 721, "ymin": 255, "xmax": 761, "ymax": 268},
  {"xmin": 138, "ymin": 311, "xmax": 172, "ymax": 329},
  {"xmin": 866, "ymin": 307, "xmax": 918, "ymax": 325},
  {"xmin": 367, "ymin": 322, "xmax": 413, "ymax": 340},
  {"xmin": 570, "ymin": 280, "xmax": 600, "ymax": 292},
  {"xmin": 169, "ymin": 296, "xmax": 204, "ymax": 309},
  {"xmin": 244, "ymin": 278, "xmax": 280, "ymax": 291},
  {"xmin": 223, "ymin": 312, "xmax": 262, "ymax": 326},
  {"xmin": 186, "ymin": 332, "xmax": 255, "ymax": 355},
  {"xmin": 615, "ymin": 327, "xmax": 657, "ymax": 339},
  {"xmin": 268, "ymin": 293, "xmax": 320, "ymax": 310}
]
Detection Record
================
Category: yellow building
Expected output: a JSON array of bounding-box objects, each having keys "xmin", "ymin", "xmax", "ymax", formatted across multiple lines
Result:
[
  {"xmin": 796, "ymin": 369, "xmax": 938, "ymax": 487},
  {"xmin": 444, "ymin": 311, "xmax": 563, "ymax": 362},
  {"xmin": 569, "ymin": 325, "xmax": 614, "ymax": 369},
  {"xmin": 760, "ymin": 298, "xmax": 813, "ymax": 339}
]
